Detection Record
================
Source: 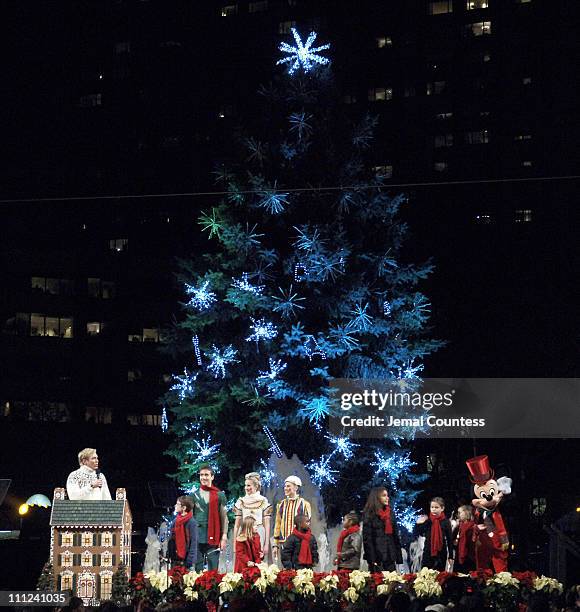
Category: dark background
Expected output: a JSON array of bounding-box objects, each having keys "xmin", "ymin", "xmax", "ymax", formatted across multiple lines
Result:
[{"xmin": 1, "ymin": 0, "xmax": 579, "ymax": 587}]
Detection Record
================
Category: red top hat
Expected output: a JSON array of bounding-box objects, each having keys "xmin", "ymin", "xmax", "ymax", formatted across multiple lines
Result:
[{"xmin": 466, "ymin": 455, "xmax": 494, "ymax": 484}]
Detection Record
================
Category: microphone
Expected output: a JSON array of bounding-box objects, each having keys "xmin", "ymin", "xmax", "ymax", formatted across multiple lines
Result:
[{"xmin": 96, "ymin": 469, "xmax": 102, "ymax": 479}]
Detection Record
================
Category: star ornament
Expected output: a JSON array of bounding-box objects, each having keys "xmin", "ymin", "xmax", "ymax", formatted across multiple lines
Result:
[{"xmin": 277, "ymin": 28, "xmax": 330, "ymax": 75}]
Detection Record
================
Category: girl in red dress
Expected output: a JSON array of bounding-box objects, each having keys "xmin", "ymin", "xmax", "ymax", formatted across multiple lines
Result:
[{"xmin": 234, "ymin": 516, "xmax": 263, "ymax": 573}]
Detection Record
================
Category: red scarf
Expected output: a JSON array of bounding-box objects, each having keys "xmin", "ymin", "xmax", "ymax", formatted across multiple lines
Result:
[
  {"xmin": 292, "ymin": 528, "xmax": 313, "ymax": 565},
  {"xmin": 201, "ymin": 484, "xmax": 221, "ymax": 544},
  {"xmin": 173, "ymin": 511, "xmax": 192, "ymax": 560},
  {"xmin": 377, "ymin": 506, "xmax": 393, "ymax": 534},
  {"xmin": 429, "ymin": 512, "xmax": 446, "ymax": 557},
  {"xmin": 458, "ymin": 520, "xmax": 475, "ymax": 563},
  {"xmin": 337, "ymin": 525, "xmax": 360, "ymax": 554}
]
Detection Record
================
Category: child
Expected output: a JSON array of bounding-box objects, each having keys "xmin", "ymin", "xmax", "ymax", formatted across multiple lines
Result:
[
  {"xmin": 234, "ymin": 515, "xmax": 263, "ymax": 573},
  {"xmin": 334, "ymin": 511, "xmax": 362, "ymax": 570},
  {"xmin": 168, "ymin": 496, "xmax": 198, "ymax": 569},
  {"xmin": 281, "ymin": 514, "xmax": 319, "ymax": 569},
  {"xmin": 362, "ymin": 487, "xmax": 403, "ymax": 572},
  {"xmin": 416, "ymin": 496, "xmax": 454, "ymax": 571},
  {"xmin": 453, "ymin": 505, "xmax": 476, "ymax": 573}
]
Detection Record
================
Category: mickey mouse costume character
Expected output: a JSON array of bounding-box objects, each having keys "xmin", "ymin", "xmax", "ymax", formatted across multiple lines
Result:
[{"xmin": 466, "ymin": 455, "xmax": 512, "ymax": 573}]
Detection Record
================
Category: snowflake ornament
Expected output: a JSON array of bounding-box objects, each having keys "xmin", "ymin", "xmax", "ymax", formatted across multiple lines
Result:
[{"xmin": 277, "ymin": 29, "xmax": 331, "ymax": 75}]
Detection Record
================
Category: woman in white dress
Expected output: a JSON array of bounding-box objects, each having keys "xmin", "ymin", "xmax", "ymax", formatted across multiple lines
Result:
[{"xmin": 233, "ymin": 472, "xmax": 272, "ymax": 557}]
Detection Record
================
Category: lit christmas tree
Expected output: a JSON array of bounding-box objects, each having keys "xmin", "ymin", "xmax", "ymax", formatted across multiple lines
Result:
[{"xmin": 163, "ymin": 30, "xmax": 442, "ymax": 522}]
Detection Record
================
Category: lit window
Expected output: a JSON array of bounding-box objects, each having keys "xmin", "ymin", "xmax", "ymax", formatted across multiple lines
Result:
[
  {"xmin": 522, "ymin": 160, "xmax": 533, "ymax": 167},
  {"xmin": 102, "ymin": 532, "xmax": 113, "ymax": 547},
  {"xmin": 480, "ymin": 111, "xmax": 491, "ymax": 117},
  {"xmin": 368, "ymin": 87, "xmax": 393, "ymax": 101},
  {"xmin": 515, "ymin": 209, "xmax": 533, "ymax": 223},
  {"xmin": 31, "ymin": 278, "xmax": 72, "ymax": 295},
  {"xmin": 249, "ymin": 0, "xmax": 268, "ymax": 12},
  {"xmin": 530, "ymin": 497, "xmax": 546, "ymax": 516},
  {"xmin": 522, "ymin": 76, "xmax": 532, "ymax": 85},
  {"xmin": 109, "ymin": 238, "xmax": 128, "ymax": 252},
  {"xmin": 434, "ymin": 80, "xmax": 446, "ymax": 94},
  {"xmin": 435, "ymin": 112, "xmax": 453, "ymax": 120},
  {"xmin": 475, "ymin": 213, "xmax": 493, "ymax": 224},
  {"xmin": 278, "ymin": 20, "xmax": 296, "ymax": 34},
  {"xmin": 429, "ymin": 1, "xmax": 453, "ymax": 14},
  {"xmin": 403, "ymin": 85, "xmax": 416, "ymax": 97},
  {"xmin": 30, "ymin": 314, "xmax": 73, "ymax": 338},
  {"xmin": 373, "ymin": 165, "xmax": 393, "ymax": 179},
  {"xmin": 465, "ymin": 21, "xmax": 492, "ymax": 36},
  {"xmin": 82, "ymin": 533, "xmax": 93, "ymax": 547},
  {"xmin": 434, "ymin": 162, "xmax": 448, "ymax": 172},
  {"xmin": 61, "ymin": 551, "xmax": 73, "ymax": 567},
  {"xmin": 45, "ymin": 278, "xmax": 59, "ymax": 295},
  {"xmin": 514, "ymin": 133, "xmax": 532, "ymax": 141},
  {"xmin": 465, "ymin": 129, "xmax": 489, "ymax": 144},
  {"xmin": 128, "ymin": 333, "xmax": 142, "ymax": 343},
  {"xmin": 79, "ymin": 94, "xmax": 102, "ymax": 108},
  {"xmin": 60, "ymin": 573, "xmax": 73, "ymax": 591},
  {"xmin": 221, "ymin": 4, "xmax": 237, "ymax": 16},
  {"xmin": 143, "ymin": 328, "xmax": 160, "ymax": 343},
  {"xmin": 482, "ymin": 52, "xmax": 491, "ymax": 62},
  {"xmin": 376, "ymin": 36, "xmax": 392, "ymax": 48},
  {"xmin": 31, "ymin": 277, "xmax": 45, "ymax": 292},
  {"xmin": 101, "ymin": 573, "xmax": 113, "ymax": 599},
  {"xmin": 434, "ymin": 133, "xmax": 454, "ymax": 148},
  {"xmin": 343, "ymin": 94, "xmax": 357, "ymax": 104},
  {"xmin": 62, "ymin": 532, "xmax": 74, "ymax": 547},
  {"xmin": 101, "ymin": 551, "xmax": 113, "ymax": 567},
  {"xmin": 467, "ymin": 0, "xmax": 488, "ymax": 8},
  {"xmin": 86, "ymin": 322, "xmax": 102, "ymax": 336},
  {"xmin": 516, "ymin": 0, "xmax": 532, "ymax": 3},
  {"xmin": 115, "ymin": 41, "xmax": 131, "ymax": 54}
]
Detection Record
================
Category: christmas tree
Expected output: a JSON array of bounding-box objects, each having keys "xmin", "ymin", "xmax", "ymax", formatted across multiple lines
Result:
[
  {"xmin": 36, "ymin": 560, "xmax": 54, "ymax": 591},
  {"xmin": 111, "ymin": 563, "xmax": 130, "ymax": 604},
  {"xmin": 163, "ymin": 30, "xmax": 442, "ymax": 524}
]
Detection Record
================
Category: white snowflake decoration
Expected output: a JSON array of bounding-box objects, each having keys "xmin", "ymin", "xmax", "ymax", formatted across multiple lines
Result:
[
  {"xmin": 170, "ymin": 368, "xmax": 198, "ymax": 401},
  {"xmin": 206, "ymin": 345, "xmax": 238, "ymax": 379},
  {"xmin": 188, "ymin": 435, "xmax": 221, "ymax": 463},
  {"xmin": 257, "ymin": 358, "xmax": 288, "ymax": 388},
  {"xmin": 277, "ymin": 29, "xmax": 331, "ymax": 75},
  {"xmin": 185, "ymin": 280, "xmax": 217, "ymax": 310},
  {"xmin": 307, "ymin": 455, "xmax": 338, "ymax": 486},
  {"xmin": 246, "ymin": 318, "xmax": 278, "ymax": 346}
]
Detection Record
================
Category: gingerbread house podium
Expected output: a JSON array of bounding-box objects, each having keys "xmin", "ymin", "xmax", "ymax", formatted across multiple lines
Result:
[{"xmin": 49, "ymin": 487, "xmax": 132, "ymax": 605}]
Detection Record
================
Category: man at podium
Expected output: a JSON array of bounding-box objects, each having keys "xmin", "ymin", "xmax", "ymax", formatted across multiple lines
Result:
[{"xmin": 66, "ymin": 448, "xmax": 112, "ymax": 501}]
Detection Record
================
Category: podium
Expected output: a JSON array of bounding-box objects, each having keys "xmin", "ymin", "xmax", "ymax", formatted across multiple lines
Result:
[{"xmin": 49, "ymin": 487, "xmax": 132, "ymax": 605}]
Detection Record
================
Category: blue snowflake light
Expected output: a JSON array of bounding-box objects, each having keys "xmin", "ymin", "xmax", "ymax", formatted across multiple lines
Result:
[
  {"xmin": 347, "ymin": 303, "xmax": 373, "ymax": 332},
  {"xmin": 185, "ymin": 280, "xmax": 217, "ymax": 310},
  {"xmin": 171, "ymin": 368, "xmax": 198, "ymax": 401},
  {"xmin": 246, "ymin": 318, "xmax": 278, "ymax": 346},
  {"xmin": 325, "ymin": 434, "xmax": 359, "ymax": 460},
  {"xmin": 272, "ymin": 285, "xmax": 305, "ymax": 318},
  {"xmin": 161, "ymin": 405, "xmax": 169, "ymax": 432},
  {"xmin": 398, "ymin": 506, "xmax": 421, "ymax": 534},
  {"xmin": 371, "ymin": 451, "xmax": 415, "ymax": 486},
  {"xmin": 232, "ymin": 272, "xmax": 264, "ymax": 295},
  {"xmin": 206, "ymin": 345, "xmax": 238, "ymax": 379},
  {"xmin": 307, "ymin": 455, "xmax": 338, "ymax": 486},
  {"xmin": 257, "ymin": 358, "xmax": 288, "ymax": 388},
  {"xmin": 277, "ymin": 29, "xmax": 330, "ymax": 75},
  {"xmin": 188, "ymin": 435, "xmax": 221, "ymax": 464},
  {"xmin": 329, "ymin": 325, "xmax": 360, "ymax": 351},
  {"xmin": 259, "ymin": 181, "xmax": 289, "ymax": 214},
  {"xmin": 299, "ymin": 396, "xmax": 330, "ymax": 423},
  {"xmin": 259, "ymin": 459, "xmax": 277, "ymax": 488}
]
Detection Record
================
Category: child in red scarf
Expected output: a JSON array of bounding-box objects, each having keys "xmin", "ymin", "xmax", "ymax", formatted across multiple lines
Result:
[
  {"xmin": 452, "ymin": 505, "xmax": 476, "ymax": 573},
  {"xmin": 234, "ymin": 516, "xmax": 263, "ymax": 572},
  {"xmin": 333, "ymin": 511, "xmax": 362, "ymax": 570},
  {"xmin": 281, "ymin": 515, "xmax": 319, "ymax": 569},
  {"xmin": 168, "ymin": 496, "xmax": 198, "ymax": 569},
  {"xmin": 416, "ymin": 496, "xmax": 454, "ymax": 571}
]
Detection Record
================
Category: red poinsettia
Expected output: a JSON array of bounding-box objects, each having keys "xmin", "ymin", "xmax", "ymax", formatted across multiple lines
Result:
[
  {"xmin": 241, "ymin": 566, "xmax": 261, "ymax": 585},
  {"xmin": 470, "ymin": 568, "xmax": 494, "ymax": 582},
  {"xmin": 512, "ymin": 571, "xmax": 537, "ymax": 588},
  {"xmin": 168, "ymin": 565, "xmax": 188, "ymax": 585},
  {"xmin": 331, "ymin": 569, "xmax": 352, "ymax": 591},
  {"xmin": 276, "ymin": 569, "xmax": 297, "ymax": 588},
  {"xmin": 403, "ymin": 573, "xmax": 417, "ymax": 582},
  {"xmin": 195, "ymin": 569, "xmax": 224, "ymax": 591},
  {"xmin": 436, "ymin": 571, "xmax": 455, "ymax": 585},
  {"xmin": 371, "ymin": 573, "xmax": 384, "ymax": 588}
]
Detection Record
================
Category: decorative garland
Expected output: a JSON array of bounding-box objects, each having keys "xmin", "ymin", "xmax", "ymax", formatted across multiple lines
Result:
[{"xmin": 129, "ymin": 565, "xmax": 567, "ymax": 610}]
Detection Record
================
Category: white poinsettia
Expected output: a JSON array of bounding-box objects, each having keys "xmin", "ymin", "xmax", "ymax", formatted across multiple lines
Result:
[
  {"xmin": 145, "ymin": 570, "xmax": 170, "ymax": 593},
  {"xmin": 349, "ymin": 569, "xmax": 370, "ymax": 590},
  {"xmin": 533, "ymin": 575, "xmax": 563, "ymax": 593},
  {"xmin": 182, "ymin": 571, "xmax": 201, "ymax": 587},
  {"xmin": 413, "ymin": 568, "xmax": 443, "ymax": 598},
  {"xmin": 487, "ymin": 572, "xmax": 520, "ymax": 587},
  {"xmin": 293, "ymin": 568, "xmax": 315, "ymax": 596},
  {"xmin": 317, "ymin": 574, "xmax": 339, "ymax": 592},
  {"xmin": 218, "ymin": 572, "xmax": 244, "ymax": 594},
  {"xmin": 183, "ymin": 587, "xmax": 199, "ymax": 601},
  {"xmin": 343, "ymin": 586, "xmax": 360, "ymax": 603},
  {"xmin": 258, "ymin": 563, "xmax": 280, "ymax": 584},
  {"xmin": 382, "ymin": 570, "xmax": 406, "ymax": 584},
  {"xmin": 254, "ymin": 576, "xmax": 269, "ymax": 594}
]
